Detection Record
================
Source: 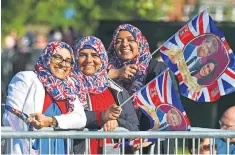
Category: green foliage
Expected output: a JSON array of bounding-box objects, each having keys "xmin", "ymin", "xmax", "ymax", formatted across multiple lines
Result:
[{"xmin": 1, "ymin": 0, "xmax": 171, "ymax": 38}]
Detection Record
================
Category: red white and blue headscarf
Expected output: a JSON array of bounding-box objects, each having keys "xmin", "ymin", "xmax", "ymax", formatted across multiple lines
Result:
[
  {"xmin": 73, "ymin": 36, "xmax": 109, "ymax": 95},
  {"xmin": 108, "ymin": 24, "xmax": 152, "ymax": 95},
  {"xmin": 34, "ymin": 41, "xmax": 76, "ymax": 112}
]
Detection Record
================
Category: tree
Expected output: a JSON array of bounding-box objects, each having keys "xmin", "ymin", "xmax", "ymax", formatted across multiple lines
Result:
[{"xmin": 1, "ymin": 0, "xmax": 172, "ymax": 41}]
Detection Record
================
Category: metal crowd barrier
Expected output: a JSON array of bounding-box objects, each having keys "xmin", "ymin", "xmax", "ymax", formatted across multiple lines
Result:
[{"xmin": 1, "ymin": 127, "xmax": 235, "ymax": 155}]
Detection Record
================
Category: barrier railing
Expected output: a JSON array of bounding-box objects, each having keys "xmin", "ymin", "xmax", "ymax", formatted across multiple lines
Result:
[{"xmin": 2, "ymin": 127, "xmax": 235, "ymax": 155}]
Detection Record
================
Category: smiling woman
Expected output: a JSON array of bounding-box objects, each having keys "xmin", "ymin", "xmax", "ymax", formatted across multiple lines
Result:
[
  {"xmin": 72, "ymin": 36, "xmax": 139, "ymax": 154},
  {"xmin": 77, "ymin": 48, "xmax": 102, "ymax": 76},
  {"xmin": 3, "ymin": 42, "xmax": 87, "ymax": 154}
]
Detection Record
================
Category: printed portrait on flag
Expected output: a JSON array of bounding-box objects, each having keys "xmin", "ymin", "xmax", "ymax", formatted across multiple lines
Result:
[
  {"xmin": 135, "ymin": 70, "xmax": 190, "ymax": 131},
  {"xmin": 183, "ymin": 34, "xmax": 229, "ymax": 86},
  {"xmin": 160, "ymin": 10, "xmax": 235, "ymax": 102},
  {"xmin": 156, "ymin": 104, "xmax": 187, "ymax": 131}
]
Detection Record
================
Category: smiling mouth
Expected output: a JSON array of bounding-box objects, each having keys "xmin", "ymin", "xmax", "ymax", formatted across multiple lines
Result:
[
  {"xmin": 121, "ymin": 49, "xmax": 131, "ymax": 53},
  {"xmin": 84, "ymin": 65, "xmax": 95, "ymax": 69},
  {"xmin": 55, "ymin": 68, "xmax": 66, "ymax": 73}
]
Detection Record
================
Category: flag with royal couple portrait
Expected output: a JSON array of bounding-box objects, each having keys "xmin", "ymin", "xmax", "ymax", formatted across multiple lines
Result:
[
  {"xmin": 113, "ymin": 70, "xmax": 190, "ymax": 149},
  {"xmin": 160, "ymin": 9, "xmax": 235, "ymax": 102}
]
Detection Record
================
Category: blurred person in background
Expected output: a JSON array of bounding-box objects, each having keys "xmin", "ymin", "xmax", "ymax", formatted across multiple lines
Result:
[
  {"xmin": 188, "ymin": 138, "xmax": 217, "ymax": 155},
  {"xmin": 24, "ymin": 32, "xmax": 48, "ymax": 71},
  {"xmin": 12, "ymin": 31, "xmax": 36, "ymax": 73},
  {"xmin": 63, "ymin": 27, "xmax": 74, "ymax": 46},
  {"xmin": 216, "ymin": 106, "xmax": 235, "ymax": 154},
  {"xmin": 34, "ymin": 32, "xmax": 48, "ymax": 50},
  {"xmin": 72, "ymin": 36, "xmax": 138, "ymax": 154},
  {"xmin": 3, "ymin": 42, "xmax": 87, "ymax": 154},
  {"xmin": 4, "ymin": 29, "xmax": 19, "ymax": 50}
]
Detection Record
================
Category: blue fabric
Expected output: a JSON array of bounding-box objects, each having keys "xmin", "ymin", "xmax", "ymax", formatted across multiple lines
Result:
[
  {"xmin": 156, "ymin": 108, "xmax": 169, "ymax": 131},
  {"xmin": 183, "ymin": 43, "xmax": 196, "ymax": 61},
  {"xmin": 82, "ymin": 45, "xmax": 96, "ymax": 51},
  {"xmin": 215, "ymin": 138, "xmax": 235, "ymax": 154},
  {"xmin": 33, "ymin": 102, "xmax": 67, "ymax": 154}
]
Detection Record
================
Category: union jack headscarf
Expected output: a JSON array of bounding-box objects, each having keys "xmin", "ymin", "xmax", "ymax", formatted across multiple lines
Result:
[
  {"xmin": 34, "ymin": 41, "xmax": 76, "ymax": 112},
  {"xmin": 74, "ymin": 36, "xmax": 109, "ymax": 95},
  {"xmin": 108, "ymin": 24, "xmax": 152, "ymax": 95}
]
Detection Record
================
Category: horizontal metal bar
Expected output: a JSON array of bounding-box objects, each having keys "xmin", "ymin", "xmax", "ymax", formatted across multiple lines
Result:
[{"xmin": 2, "ymin": 131, "xmax": 235, "ymax": 139}]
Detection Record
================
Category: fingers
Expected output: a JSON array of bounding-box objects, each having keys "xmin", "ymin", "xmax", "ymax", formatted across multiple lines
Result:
[
  {"xmin": 125, "ymin": 65, "xmax": 138, "ymax": 79},
  {"xmin": 129, "ymin": 64, "xmax": 138, "ymax": 70},
  {"xmin": 29, "ymin": 119, "xmax": 42, "ymax": 129},
  {"xmin": 103, "ymin": 120, "xmax": 118, "ymax": 132},
  {"xmin": 110, "ymin": 104, "xmax": 121, "ymax": 114},
  {"xmin": 120, "ymin": 64, "xmax": 138, "ymax": 79}
]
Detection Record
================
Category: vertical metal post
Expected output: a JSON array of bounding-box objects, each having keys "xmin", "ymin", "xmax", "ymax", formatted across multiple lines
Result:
[
  {"xmin": 67, "ymin": 138, "xmax": 70, "ymax": 155},
  {"xmin": 29, "ymin": 138, "xmax": 32, "ymax": 154},
  {"xmin": 140, "ymin": 138, "xmax": 143, "ymax": 155},
  {"xmin": 192, "ymin": 138, "xmax": 195, "ymax": 155},
  {"xmin": 167, "ymin": 138, "xmax": 170, "ymax": 155},
  {"xmin": 85, "ymin": 138, "xmax": 89, "ymax": 154},
  {"xmin": 175, "ymin": 138, "xmax": 178, "ymax": 154},
  {"xmin": 182, "ymin": 138, "xmax": 185, "ymax": 155},
  {"xmin": 197, "ymin": 138, "xmax": 201, "ymax": 155},
  {"xmin": 157, "ymin": 138, "xmax": 160, "ymax": 155},
  {"xmin": 122, "ymin": 138, "xmax": 125, "ymax": 155},
  {"xmin": 10, "ymin": 138, "xmax": 13, "ymax": 154},
  {"xmin": 210, "ymin": 138, "xmax": 213, "ymax": 155},
  {"xmin": 40, "ymin": 138, "xmax": 42, "ymax": 154},
  {"xmin": 226, "ymin": 138, "xmax": 230, "ymax": 155},
  {"xmin": 103, "ymin": 138, "xmax": 106, "ymax": 155},
  {"xmin": 48, "ymin": 138, "xmax": 51, "ymax": 155}
]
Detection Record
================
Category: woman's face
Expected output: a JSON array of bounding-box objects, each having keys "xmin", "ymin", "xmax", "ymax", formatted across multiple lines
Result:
[
  {"xmin": 50, "ymin": 48, "xmax": 73, "ymax": 80},
  {"xmin": 77, "ymin": 48, "xmax": 102, "ymax": 76},
  {"xmin": 199, "ymin": 62, "xmax": 215, "ymax": 77},
  {"xmin": 115, "ymin": 30, "xmax": 139, "ymax": 61}
]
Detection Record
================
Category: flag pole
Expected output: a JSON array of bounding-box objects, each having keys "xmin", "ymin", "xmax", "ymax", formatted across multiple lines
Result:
[{"xmin": 120, "ymin": 6, "xmax": 210, "ymax": 108}]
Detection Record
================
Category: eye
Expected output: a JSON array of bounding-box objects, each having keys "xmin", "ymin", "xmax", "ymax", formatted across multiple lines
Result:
[
  {"xmin": 52, "ymin": 54, "xmax": 63, "ymax": 61},
  {"xmin": 116, "ymin": 39, "xmax": 122, "ymax": 44},
  {"xmin": 65, "ymin": 59, "xmax": 72, "ymax": 63},
  {"xmin": 91, "ymin": 53, "xmax": 100, "ymax": 58},
  {"xmin": 127, "ymin": 38, "xmax": 135, "ymax": 42},
  {"xmin": 78, "ymin": 53, "xmax": 87, "ymax": 57}
]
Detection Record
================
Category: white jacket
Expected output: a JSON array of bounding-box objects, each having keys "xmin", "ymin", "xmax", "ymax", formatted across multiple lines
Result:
[{"xmin": 3, "ymin": 71, "xmax": 86, "ymax": 154}]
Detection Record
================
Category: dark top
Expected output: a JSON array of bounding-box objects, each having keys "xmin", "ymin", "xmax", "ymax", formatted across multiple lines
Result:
[{"xmin": 74, "ymin": 82, "xmax": 139, "ymax": 154}]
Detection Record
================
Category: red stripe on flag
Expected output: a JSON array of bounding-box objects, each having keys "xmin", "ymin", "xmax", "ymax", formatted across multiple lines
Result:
[
  {"xmin": 148, "ymin": 79, "xmax": 161, "ymax": 107},
  {"xmin": 178, "ymin": 25, "xmax": 195, "ymax": 45},
  {"xmin": 191, "ymin": 91, "xmax": 198, "ymax": 100},
  {"xmin": 176, "ymin": 72, "xmax": 183, "ymax": 83},
  {"xmin": 222, "ymin": 40, "xmax": 232, "ymax": 53},
  {"xmin": 160, "ymin": 46, "xmax": 169, "ymax": 52},
  {"xmin": 135, "ymin": 95, "xmax": 145, "ymax": 107},
  {"xmin": 224, "ymin": 68, "xmax": 235, "ymax": 79},
  {"xmin": 184, "ymin": 115, "xmax": 191, "ymax": 127},
  {"xmin": 198, "ymin": 13, "xmax": 204, "ymax": 34},
  {"xmin": 207, "ymin": 81, "xmax": 220, "ymax": 101},
  {"xmin": 163, "ymin": 71, "xmax": 168, "ymax": 103},
  {"xmin": 193, "ymin": 91, "xmax": 200, "ymax": 100}
]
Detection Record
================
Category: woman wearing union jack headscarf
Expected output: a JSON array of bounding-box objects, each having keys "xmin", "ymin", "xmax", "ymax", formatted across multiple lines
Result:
[
  {"xmin": 108, "ymin": 24, "xmax": 176, "ymax": 154},
  {"xmin": 72, "ymin": 36, "xmax": 139, "ymax": 154},
  {"xmin": 107, "ymin": 24, "xmax": 167, "ymax": 109},
  {"xmin": 3, "ymin": 42, "xmax": 86, "ymax": 154}
]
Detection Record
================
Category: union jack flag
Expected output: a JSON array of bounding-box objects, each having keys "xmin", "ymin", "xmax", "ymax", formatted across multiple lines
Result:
[
  {"xmin": 160, "ymin": 9, "xmax": 235, "ymax": 102},
  {"xmin": 114, "ymin": 70, "xmax": 190, "ymax": 148},
  {"xmin": 135, "ymin": 70, "xmax": 191, "ymax": 131}
]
